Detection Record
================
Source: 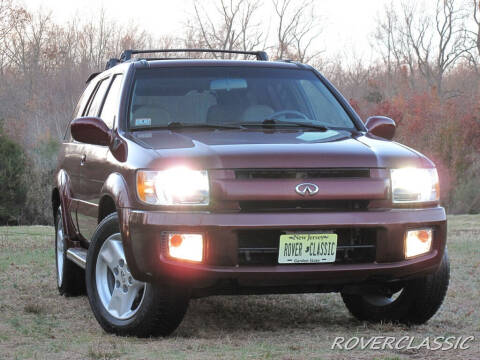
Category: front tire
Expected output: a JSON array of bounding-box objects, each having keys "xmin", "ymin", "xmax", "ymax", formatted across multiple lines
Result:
[
  {"xmin": 85, "ymin": 213, "xmax": 189, "ymax": 337},
  {"xmin": 341, "ymin": 251, "xmax": 450, "ymax": 325},
  {"xmin": 55, "ymin": 206, "xmax": 85, "ymax": 296}
]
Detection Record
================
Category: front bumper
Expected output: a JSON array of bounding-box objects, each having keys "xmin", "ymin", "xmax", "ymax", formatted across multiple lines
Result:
[{"xmin": 120, "ymin": 207, "xmax": 447, "ymax": 292}]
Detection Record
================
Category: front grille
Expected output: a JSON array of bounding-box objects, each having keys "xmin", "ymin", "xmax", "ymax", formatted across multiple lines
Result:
[
  {"xmin": 238, "ymin": 200, "xmax": 369, "ymax": 212},
  {"xmin": 235, "ymin": 168, "xmax": 370, "ymax": 180},
  {"xmin": 237, "ymin": 228, "xmax": 377, "ymax": 266}
]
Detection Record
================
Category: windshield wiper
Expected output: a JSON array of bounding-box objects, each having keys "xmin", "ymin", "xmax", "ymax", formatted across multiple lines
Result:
[
  {"xmin": 163, "ymin": 121, "xmax": 244, "ymax": 129},
  {"xmin": 241, "ymin": 118, "xmax": 329, "ymax": 131}
]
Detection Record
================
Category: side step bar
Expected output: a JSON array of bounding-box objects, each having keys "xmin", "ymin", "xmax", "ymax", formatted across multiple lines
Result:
[{"xmin": 66, "ymin": 248, "xmax": 87, "ymax": 269}]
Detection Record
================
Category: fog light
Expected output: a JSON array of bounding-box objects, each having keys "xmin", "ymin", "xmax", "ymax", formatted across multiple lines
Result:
[
  {"xmin": 167, "ymin": 233, "xmax": 203, "ymax": 262},
  {"xmin": 405, "ymin": 229, "xmax": 432, "ymax": 258}
]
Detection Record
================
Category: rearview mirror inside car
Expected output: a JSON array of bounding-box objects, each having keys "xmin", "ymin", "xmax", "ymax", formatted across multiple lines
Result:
[{"xmin": 210, "ymin": 78, "xmax": 247, "ymax": 91}]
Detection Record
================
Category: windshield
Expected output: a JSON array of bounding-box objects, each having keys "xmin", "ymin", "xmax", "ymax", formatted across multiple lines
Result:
[{"xmin": 128, "ymin": 67, "xmax": 356, "ymax": 130}]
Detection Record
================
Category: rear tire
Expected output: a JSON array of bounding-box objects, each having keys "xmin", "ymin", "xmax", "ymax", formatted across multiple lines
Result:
[
  {"xmin": 85, "ymin": 213, "xmax": 189, "ymax": 337},
  {"xmin": 341, "ymin": 251, "xmax": 450, "ymax": 325},
  {"xmin": 55, "ymin": 206, "xmax": 85, "ymax": 296}
]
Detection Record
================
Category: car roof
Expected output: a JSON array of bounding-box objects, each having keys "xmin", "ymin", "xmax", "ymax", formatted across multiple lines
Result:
[
  {"xmin": 133, "ymin": 58, "xmax": 307, "ymax": 70},
  {"xmin": 86, "ymin": 49, "xmax": 312, "ymax": 83}
]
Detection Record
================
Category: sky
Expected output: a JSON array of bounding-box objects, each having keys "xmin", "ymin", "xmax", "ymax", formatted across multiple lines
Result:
[{"xmin": 22, "ymin": 0, "xmax": 394, "ymax": 61}]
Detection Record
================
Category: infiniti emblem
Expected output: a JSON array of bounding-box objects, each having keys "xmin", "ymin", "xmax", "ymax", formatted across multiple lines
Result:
[{"xmin": 295, "ymin": 183, "xmax": 319, "ymax": 196}]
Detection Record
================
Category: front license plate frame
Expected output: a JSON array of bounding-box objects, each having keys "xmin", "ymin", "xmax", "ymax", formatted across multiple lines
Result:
[{"xmin": 278, "ymin": 233, "xmax": 337, "ymax": 264}]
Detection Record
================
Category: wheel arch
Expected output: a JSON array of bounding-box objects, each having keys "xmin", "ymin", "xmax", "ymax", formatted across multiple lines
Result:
[
  {"xmin": 98, "ymin": 195, "xmax": 117, "ymax": 223},
  {"xmin": 53, "ymin": 169, "xmax": 78, "ymax": 240},
  {"xmin": 99, "ymin": 172, "xmax": 139, "ymax": 279},
  {"xmin": 100, "ymin": 172, "xmax": 133, "ymax": 211}
]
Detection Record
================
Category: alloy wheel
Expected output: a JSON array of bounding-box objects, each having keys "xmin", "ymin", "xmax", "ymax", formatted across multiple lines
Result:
[{"xmin": 95, "ymin": 233, "xmax": 146, "ymax": 320}]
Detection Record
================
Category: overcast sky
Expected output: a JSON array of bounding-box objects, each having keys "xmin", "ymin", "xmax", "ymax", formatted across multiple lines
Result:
[{"xmin": 23, "ymin": 0, "xmax": 396, "ymax": 61}]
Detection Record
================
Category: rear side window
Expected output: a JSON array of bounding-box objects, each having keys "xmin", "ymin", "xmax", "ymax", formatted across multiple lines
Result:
[
  {"xmin": 85, "ymin": 78, "xmax": 110, "ymax": 117},
  {"xmin": 73, "ymin": 81, "xmax": 97, "ymax": 119},
  {"xmin": 64, "ymin": 79, "xmax": 98, "ymax": 140},
  {"xmin": 100, "ymin": 75, "xmax": 123, "ymax": 129}
]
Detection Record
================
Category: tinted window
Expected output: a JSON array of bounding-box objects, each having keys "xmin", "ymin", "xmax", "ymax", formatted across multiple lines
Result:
[
  {"xmin": 64, "ymin": 80, "xmax": 98, "ymax": 140},
  {"xmin": 128, "ymin": 67, "xmax": 355, "ymax": 130},
  {"xmin": 85, "ymin": 78, "xmax": 110, "ymax": 117},
  {"xmin": 74, "ymin": 81, "xmax": 97, "ymax": 119},
  {"xmin": 100, "ymin": 74, "xmax": 123, "ymax": 128}
]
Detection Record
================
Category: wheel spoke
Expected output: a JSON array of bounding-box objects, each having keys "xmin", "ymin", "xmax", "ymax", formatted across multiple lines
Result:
[
  {"xmin": 108, "ymin": 287, "xmax": 131, "ymax": 317},
  {"xmin": 125, "ymin": 282, "xmax": 143, "ymax": 309},
  {"xmin": 100, "ymin": 238, "xmax": 124, "ymax": 268}
]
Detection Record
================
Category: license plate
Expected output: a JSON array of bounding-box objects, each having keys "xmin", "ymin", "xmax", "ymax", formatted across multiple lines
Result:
[{"xmin": 278, "ymin": 233, "xmax": 337, "ymax": 264}]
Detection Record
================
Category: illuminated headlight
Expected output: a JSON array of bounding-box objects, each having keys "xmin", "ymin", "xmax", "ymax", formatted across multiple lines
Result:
[
  {"xmin": 137, "ymin": 168, "xmax": 209, "ymax": 205},
  {"xmin": 405, "ymin": 229, "xmax": 432, "ymax": 258},
  {"xmin": 168, "ymin": 233, "xmax": 203, "ymax": 262},
  {"xmin": 390, "ymin": 168, "xmax": 439, "ymax": 203}
]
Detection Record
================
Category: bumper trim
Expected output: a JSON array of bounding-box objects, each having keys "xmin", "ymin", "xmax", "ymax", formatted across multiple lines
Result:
[
  {"xmin": 122, "ymin": 207, "xmax": 447, "ymax": 289},
  {"xmin": 129, "ymin": 207, "xmax": 445, "ymax": 228}
]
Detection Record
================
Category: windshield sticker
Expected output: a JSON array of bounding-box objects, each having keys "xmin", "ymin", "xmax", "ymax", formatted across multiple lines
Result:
[{"xmin": 135, "ymin": 118, "xmax": 151, "ymax": 126}]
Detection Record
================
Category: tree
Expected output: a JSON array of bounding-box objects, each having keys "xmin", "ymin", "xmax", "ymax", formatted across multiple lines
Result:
[
  {"xmin": 188, "ymin": 0, "xmax": 265, "ymax": 58},
  {"xmin": 0, "ymin": 121, "xmax": 27, "ymax": 224},
  {"xmin": 465, "ymin": 0, "xmax": 480, "ymax": 73},
  {"xmin": 374, "ymin": 0, "xmax": 472, "ymax": 97},
  {"xmin": 271, "ymin": 0, "xmax": 323, "ymax": 62}
]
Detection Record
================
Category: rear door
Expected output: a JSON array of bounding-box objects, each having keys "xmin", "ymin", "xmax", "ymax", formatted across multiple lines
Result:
[
  {"xmin": 61, "ymin": 79, "xmax": 98, "ymax": 233},
  {"xmin": 76, "ymin": 74, "xmax": 124, "ymax": 241}
]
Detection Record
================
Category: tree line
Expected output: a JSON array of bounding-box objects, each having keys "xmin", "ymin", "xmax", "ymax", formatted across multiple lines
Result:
[{"xmin": 0, "ymin": 0, "xmax": 479, "ymax": 224}]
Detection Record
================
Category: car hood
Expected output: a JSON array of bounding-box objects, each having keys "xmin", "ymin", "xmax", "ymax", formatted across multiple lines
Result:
[{"xmin": 129, "ymin": 128, "xmax": 434, "ymax": 169}]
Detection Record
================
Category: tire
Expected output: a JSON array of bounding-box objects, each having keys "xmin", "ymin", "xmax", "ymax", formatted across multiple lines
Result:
[
  {"xmin": 85, "ymin": 213, "xmax": 189, "ymax": 337},
  {"xmin": 341, "ymin": 251, "xmax": 450, "ymax": 325},
  {"xmin": 55, "ymin": 206, "xmax": 86, "ymax": 296}
]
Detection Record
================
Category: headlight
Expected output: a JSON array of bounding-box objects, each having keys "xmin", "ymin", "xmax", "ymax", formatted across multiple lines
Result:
[
  {"xmin": 137, "ymin": 167, "xmax": 209, "ymax": 205},
  {"xmin": 390, "ymin": 168, "xmax": 439, "ymax": 203}
]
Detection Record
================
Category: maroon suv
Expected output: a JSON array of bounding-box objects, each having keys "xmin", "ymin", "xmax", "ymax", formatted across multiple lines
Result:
[{"xmin": 52, "ymin": 49, "xmax": 449, "ymax": 337}]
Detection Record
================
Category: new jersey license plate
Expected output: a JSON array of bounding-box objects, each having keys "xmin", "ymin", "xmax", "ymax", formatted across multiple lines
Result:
[{"xmin": 278, "ymin": 233, "xmax": 337, "ymax": 264}]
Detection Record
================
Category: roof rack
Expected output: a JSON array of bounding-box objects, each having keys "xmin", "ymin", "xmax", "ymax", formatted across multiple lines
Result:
[
  {"xmin": 105, "ymin": 49, "xmax": 269, "ymax": 70},
  {"xmin": 120, "ymin": 48, "xmax": 268, "ymax": 62}
]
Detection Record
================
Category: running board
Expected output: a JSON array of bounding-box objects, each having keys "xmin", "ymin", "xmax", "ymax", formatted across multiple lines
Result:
[{"xmin": 66, "ymin": 248, "xmax": 87, "ymax": 269}]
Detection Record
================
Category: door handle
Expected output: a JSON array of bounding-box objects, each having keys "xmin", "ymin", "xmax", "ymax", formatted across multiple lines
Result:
[{"xmin": 80, "ymin": 154, "xmax": 86, "ymax": 166}]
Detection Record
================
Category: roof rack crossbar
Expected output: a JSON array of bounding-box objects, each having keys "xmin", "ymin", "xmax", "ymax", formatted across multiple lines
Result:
[{"xmin": 120, "ymin": 49, "xmax": 269, "ymax": 61}]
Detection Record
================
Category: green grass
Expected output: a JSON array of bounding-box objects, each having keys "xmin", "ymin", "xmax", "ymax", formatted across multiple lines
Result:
[{"xmin": 0, "ymin": 217, "xmax": 479, "ymax": 359}]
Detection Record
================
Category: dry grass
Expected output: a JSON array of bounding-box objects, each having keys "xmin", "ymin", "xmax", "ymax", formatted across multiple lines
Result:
[{"xmin": 0, "ymin": 216, "xmax": 479, "ymax": 360}]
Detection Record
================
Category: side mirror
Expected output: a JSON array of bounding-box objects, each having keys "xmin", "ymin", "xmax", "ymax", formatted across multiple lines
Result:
[
  {"xmin": 71, "ymin": 117, "xmax": 111, "ymax": 146},
  {"xmin": 365, "ymin": 116, "xmax": 396, "ymax": 140}
]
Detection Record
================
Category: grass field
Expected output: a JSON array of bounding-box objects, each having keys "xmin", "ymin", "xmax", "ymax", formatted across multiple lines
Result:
[{"xmin": 0, "ymin": 215, "xmax": 479, "ymax": 359}]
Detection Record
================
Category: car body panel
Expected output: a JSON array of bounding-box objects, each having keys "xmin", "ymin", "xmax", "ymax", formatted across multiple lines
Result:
[{"xmin": 127, "ymin": 129, "xmax": 430, "ymax": 171}]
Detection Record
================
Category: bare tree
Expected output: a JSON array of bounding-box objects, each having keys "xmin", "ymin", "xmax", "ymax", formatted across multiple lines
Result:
[
  {"xmin": 374, "ymin": 2, "xmax": 421, "ymax": 91},
  {"xmin": 374, "ymin": 0, "xmax": 472, "ymax": 97},
  {"xmin": 187, "ymin": 0, "xmax": 264, "ymax": 58},
  {"xmin": 474, "ymin": 0, "xmax": 480, "ymax": 55},
  {"xmin": 271, "ymin": 0, "xmax": 323, "ymax": 62},
  {"xmin": 0, "ymin": 0, "xmax": 27, "ymax": 41},
  {"xmin": 464, "ymin": 0, "xmax": 480, "ymax": 73}
]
